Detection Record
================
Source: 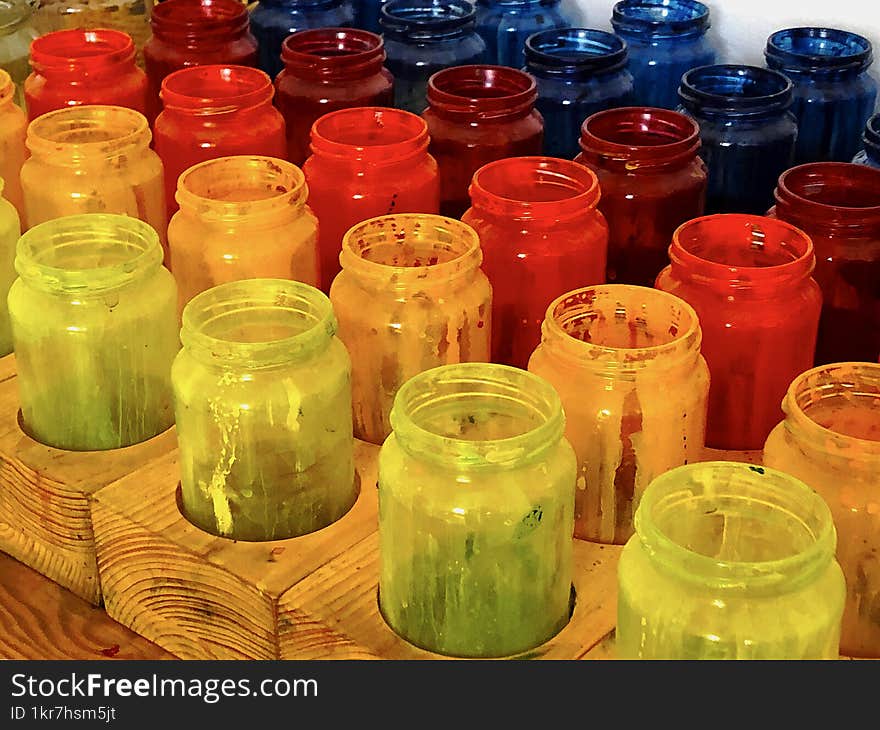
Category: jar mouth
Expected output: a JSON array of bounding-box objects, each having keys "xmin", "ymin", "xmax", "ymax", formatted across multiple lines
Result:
[
  {"xmin": 775, "ymin": 162, "xmax": 880, "ymax": 225},
  {"xmin": 281, "ymin": 27, "xmax": 384, "ymax": 73},
  {"xmin": 30, "ymin": 28, "xmax": 136, "ymax": 71},
  {"xmin": 150, "ymin": 0, "xmax": 251, "ymax": 36},
  {"xmin": 310, "ymin": 107, "xmax": 429, "ymax": 162},
  {"xmin": 380, "ymin": 0, "xmax": 476, "ymax": 38},
  {"xmin": 635, "ymin": 462, "xmax": 837, "ymax": 591},
  {"xmin": 15, "ymin": 214, "xmax": 163, "ymax": 295},
  {"xmin": 579, "ymin": 106, "xmax": 700, "ymax": 164},
  {"xmin": 612, "ymin": 0, "xmax": 710, "ymax": 38},
  {"xmin": 161, "ymin": 64, "xmax": 274, "ymax": 114},
  {"xmin": 765, "ymin": 27, "xmax": 873, "ymax": 75},
  {"xmin": 180, "ymin": 278, "xmax": 336, "ymax": 366},
  {"xmin": 427, "ymin": 65, "xmax": 536, "ymax": 117},
  {"xmin": 524, "ymin": 28, "xmax": 628, "ymax": 76},
  {"xmin": 389, "ymin": 363, "xmax": 565, "ymax": 469},
  {"xmin": 27, "ymin": 105, "xmax": 151, "ymax": 158},
  {"xmin": 678, "ymin": 64, "xmax": 793, "ymax": 116},
  {"xmin": 0, "ymin": 0, "xmax": 31, "ymax": 32}
]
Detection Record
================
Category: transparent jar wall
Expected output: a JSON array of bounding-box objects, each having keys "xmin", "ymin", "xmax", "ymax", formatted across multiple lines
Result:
[
  {"xmin": 0, "ymin": 0, "xmax": 38, "ymax": 108},
  {"xmin": 0, "ymin": 69, "xmax": 26, "ymax": 221},
  {"xmin": 474, "ymin": 0, "xmax": 574, "ymax": 69},
  {"xmin": 0, "ymin": 186, "xmax": 19, "ymax": 355},
  {"xmin": 173, "ymin": 278, "xmax": 356, "ymax": 541}
]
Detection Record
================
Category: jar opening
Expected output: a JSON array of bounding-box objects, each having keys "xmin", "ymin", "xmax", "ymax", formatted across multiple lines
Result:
[
  {"xmin": 472, "ymin": 156, "xmax": 598, "ymax": 204},
  {"xmin": 30, "ymin": 28, "xmax": 136, "ymax": 67},
  {"xmin": 161, "ymin": 65, "xmax": 274, "ymax": 113},
  {"xmin": 427, "ymin": 65, "xmax": 536, "ymax": 116},
  {"xmin": 310, "ymin": 107, "xmax": 428, "ymax": 161},
  {"xmin": 282, "ymin": 27, "xmax": 383, "ymax": 62},
  {"xmin": 525, "ymin": 28, "xmax": 628, "ymax": 74},
  {"xmin": 612, "ymin": 0, "xmax": 709, "ymax": 32},
  {"xmin": 777, "ymin": 162, "xmax": 880, "ymax": 212},
  {"xmin": 151, "ymin": 0, "xmax": 250, "ymax": 31},
  {"xmin": 380, "ymin": 0, "xmax": 476, "ymax": 37},
  {"xmin": 27, "ymin": 105, "xmax": 151, "ymax": 157},
  {"xmin": 679, "ymin": 65, "xmax": 792, "ymax": 116},
  {"xmin": 766, "ymin": 27, "xmax": 872, "ymax": 74}
]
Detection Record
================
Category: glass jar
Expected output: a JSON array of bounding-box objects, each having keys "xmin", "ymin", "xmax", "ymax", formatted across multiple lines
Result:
[
  {"xmin": 0, "ymin": 179, "xmax": 19, "ymax": 355},
  {"xmin": 611, "ymin": 0, "xmax": 715, "ymax": 112},
  {"xmin": 764, "ymin": 362, "xmax": 880, "ymax": 658},
  {"xmin": 655, "ymin": 214, "xmax": 822, "ymax": 450},
  {"xmin": 378, "ymin": 362, "xmax": 576, "ymax": 657},
  {"xmin": 154, "ymin": 64, "xmax": 287, "ymax": 219},
  {"xmin": 8, "ymin": 213, "xmax": 178, "ymax": 450},
  {"xmin": 0, "ymin": 0, "xmax": 38, "ymax": 108},
  {"xmin": 21, "ymin": 105, "xmax": 167, "ymax": 253},
  {"xmin": 528, "ymin": 285, "xmax": 709, "ymax": 545},
  {"xmin": 678, "ymin": 64, "xmax": 797, "ymax": 215},
  {"xmin": 765, "ymin": 27, "xmax": 878, "ymax": 165},
  {"xmin": 303, "ymin": 106, "xmax": 439, "ymax": 292},
  {"xmin": 24, "ymin": 29, "xmax": 148, "ymax": 121},
  {"xmin": 423, "ymin": 64, "xmax": 543, "ymax": 219},
  {"xmin": 0, "ymin": 68, "xmax": 26, "ymax": 222},
  {"xmin": 853, "ymin": 113, "xmax": 880, "ymax": 169},
  {"xmin": 380, "ymin": 0, "xmax": 488, "ymax": 114},
  {"xmin": 274, "ymin": 27, "xmax": 393, "ymax": 167},
  {"xmin": 168, "ymin": 155, "xmax": 319, "ymax": 313},
  {"xmin": 173, "ymin": 278, "xmax": 356, "ymax": 541},
  {"xmin": 768, "ymin": 162, "xmax": 880, "ymax": 365},
  {"xmin": 617, "ymin": 461, "xmax": 845, "ymax": 659},
  {"xmin": 144, "ymin": 0, "xmax": 259, "ymax": 123},
  {"xmin": 574, "ymin": 106, "xmax": 706, "ymax": 286},
  {"xmin": 352, "ymin": 0, "xmax": 383, "ymax": 33},
  {"xmin": 474, "ymin": 0, "xmax": 573, "ymax": 69},
  {"xmin": 461, "ymin": 156, "xmax": 608, "ymax": 368},
  {"xmin": 524, "ymin": 28, "xmax": 635, "ymax": 159},
  {"xmin": 330, "ymin": 214, "xmax": 491, "ymax": 444},
  {"xmin": 250, "ymin": 0, "xmax": 355, "ymax": 79}
]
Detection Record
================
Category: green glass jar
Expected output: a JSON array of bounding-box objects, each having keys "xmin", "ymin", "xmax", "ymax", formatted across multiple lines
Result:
[
  {"xmin": 0, "ymin": 177, "xmax": 19, "ymax": 355},
  {"xmin": 617, "ymin": 461, "xmax": 846, "ymax": 659},
  {"xmin": 172, "ymin": 278, "xmax": 356, "ymax": 542},
  {"xmin": 378, "ymin": 362, "xmax": 576, "ymax": 657},
  {"xmin": 8, "ymin": 213, "xmax": 178, "ymax": 450}
]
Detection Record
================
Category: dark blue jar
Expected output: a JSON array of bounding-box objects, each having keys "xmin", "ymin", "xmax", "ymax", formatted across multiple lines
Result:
[
  {"xmin": 765, "ymin": 27, "xmax": 878, "ymax": 164},
  {"xmin": 381, "ymin": 0, "xmax": 488, "ymax": 114},
  {"xmin": 475, "ymin": 0, "xmax": 574, "ymax": 69},
  {"xmin": 678, "ymin": 65, "xmax": 797, "ymax": 214},
  {"xmin": 611, "ymin": 0, "xmax": 716, "ymax": 109},
  {"xmin": 354, "ymin": 0, "xmax": 384, "ymax": 32},
  {"xmin": 250, "ymin": 0, "xmax": 355, "ymax": 78},
  {"xmin": 524, "ymin": 28, "xmax": 634, "ymax": 158},
  {"xmin": 853, "ymin": 113, "xmax": 880, "ymax": 169}
]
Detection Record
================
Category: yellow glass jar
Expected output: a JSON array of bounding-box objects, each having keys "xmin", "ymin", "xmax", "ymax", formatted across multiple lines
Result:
[
  {"xmin": 330, "ymin": 214, "xmax": 492, "ymax": 445},
  {"xmin": 0, "ymin": 69, "xmax": 26, "ymax": 221},
  {"xmin": 169, "ymin": 155, "xmax": 319, "ymax": 312},
  {"xmin": 379, "ymin": 363, "xmax": 576, "ymax": 657},
  {"xmin": 764, "ymin": 362, "xmax": 880, "ymax": 658},
  {"xmin": 528, "ymin": 285, "xmax": 709, "ymax": 544},
  {"xmin": 21, "ymin": 104, "xmax": 167, "ymax": 253},
  {"xmin": 0, "ymin": 0, "xmax": 37, "ymax": 108},
  {"xmin": 172, "ymin": 278, "xmax": 356, "ymax": 541},
  {"xmin": 617, "ymin": 461, "xmax": 845, "ymax": 659},
  {"xmin": 0, "ymin": 178, "xmax": 19, "ymax": 355},
  {"xmin": 8, "ymin": 213, "xmax": 178, "ymax": 450}
]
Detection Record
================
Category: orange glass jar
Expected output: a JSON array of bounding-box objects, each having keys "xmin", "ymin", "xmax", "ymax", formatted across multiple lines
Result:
[
  {"xmin": 330, "ymin": 214, "xmax": 491, "ymax": 444},
  {"xmin": 168, "ymin": 155, "xmax": 319, "ymax": 311},
  {"xmin": 303, "ymin": 106, "xmax": 440, "ymax": 292},
  {"xmin": 461, "ymin": 156, "xmax": 608, "ymax": 368},
  {"xmin": 0, "ymin": 69, "xmax": 26, "ymax": 222}
]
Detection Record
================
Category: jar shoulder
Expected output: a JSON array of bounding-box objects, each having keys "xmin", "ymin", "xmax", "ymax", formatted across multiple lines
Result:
[{"xmin": 383, "ymin": 35, "xmax": 487, "ymax": 66}]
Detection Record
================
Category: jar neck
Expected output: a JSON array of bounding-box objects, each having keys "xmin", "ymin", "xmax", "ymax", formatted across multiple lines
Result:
[
  {"xmin": 765, "ymin": 27, "xmax": 873, "ymax": 79},
  {"xmin": 468, "ymin": 156, "xmax": 600, "ymax": 222},
  {"xmin": 30, "ymin": 29, "xmax": 138, "ymax": 80},
  {"xmin": 634, "ymin": 462, "xmax": 838, "ymax": 595},
  {"xmin": 339, "ymin": 214, "xmax": 482, "ymax": 291},
  {"xmin": 281, "ymin": 28, "xmax": 385, "ymax": 81},
  {"xmin": 678, "ymin": 64, "xmax": 793, "ymax": 120},
  {"xmin": 389, "ymin": 363, "xmax": 566, "ymax": 470},
  {"xmin": 611, "ymin": 0, "xmax": 710, "ymax": 40},
  {"xmin": 150, "ymin": 0, "xmax": 252, "ymax": 49},
  {"xmin": 161, "ymin": 64, "xmax": 274, "ymax": 116},
  {"xmin": 578, "ymin": 106, "xmax": 700, "ymax": 173},
  {"xmin": 380, "ymin": 0, "xmax": 477, "ymax": 43},
  {"xmin": 524, "ymin": 28, "xmax": 628, "ymax": 80},
  {"xmin": 15, "ymin": 214, "xmax": 163, "ymax": 296},
  {"xmin": 426, "ymin": 65, "xmax": 537, "ymax": 122},
  {"xmin": 669, "ymin": 214, "xmax": 815, "ymax": 291},
  {"xmin": 865, "ymin": 114, "xmax": 880, "ymax": 163},
  {"xmin": 181, "ymin": 279, "xmax": 336, "ymax": 369}
]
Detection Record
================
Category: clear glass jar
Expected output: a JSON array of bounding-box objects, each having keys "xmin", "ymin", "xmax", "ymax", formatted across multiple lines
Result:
[
  {"xmin": 173, "ymin": 278, "xmax": 356, "ymax": 541},
  {"xmin": 330, "ymin": 214, "xmax": 492, "ymax": 444},
  {"xmin": 8, "ymin": 213, "xmax": 178, "ymax": 450},
  {"xmin": 765, "ymin": 27, "xmax": 878, "ymax": 165},
  {"xmin": 617, "ymin": 461, "xmax": 846, "ymax": 659},
  {"xmin": 764, "ymin": 362, "xmax": 880, "ymax": 658},
  {"xmin": 21, "ymin": 105, "xmax": 167, "ymax": 255},
  {"xmin": 0, "ymin": 0, "xmax": 38, "ymax": 108},
  {"xmin": 0, "ymin": 68, "xmax": 26, "ymax": 222},
  {"xmin": 378, "ymin": 362, "xmax": 576, "ymax": 657},
  {"xmin": 0, "ymin": 178, "xmax": 20, "ymax": 355},
  {"xmin": 611, "ymin": 0, "xmax": 716, "ymax": 110},
  {"xmin": 528, "ymin": 285, "xmax": 709, "ymax": 545},
  {"xmin": 474, "ymin": 0, "xmax": 573, "ymax": 69},
  {"xmin": 524, "ymin": 28, "xmax": 635, "ymax": 159},
  {"xmin": 853, "ymin": 113, "xmax": 880, "ymax": 169},
  {"xmin": 168, "ymin": 155, "xmax": 319, "ymax": 313}
]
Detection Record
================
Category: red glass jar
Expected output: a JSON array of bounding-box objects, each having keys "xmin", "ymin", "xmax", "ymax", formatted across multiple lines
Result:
[
  {"xmin": 461, "ymin": 156, "xmax": 608, "ymax": 368},
  {"xmin": 655, "ymin": 214, "xmax": 822, "ymax": 450},
  {"xmin": 154, "ymin": 64, "xmax": 287, "ymax": 218},
  {"xmin": 768, "ymin": 162, "xmax": 880, "ymax": 365},
  {"xmin": 275, "ymin": 28, "xmax": 394, "ymax": 167},
  {"xmin": 422, "ymin": 64, "xmax": 543, "ymax": 219},
  {"xmin": 144, "ymin": 0, "xmax": 258, "ymax": 123},
  {"xmin": 303, "ymin": 106, "xmax": 440, "ymax": 291},
  {"xmin": 24, "ymin": 28, "xmax": 148, "ymax": 121},
  {"xmin": 575, "ymin": 106, "xmax": 707, "ymax": 287}
]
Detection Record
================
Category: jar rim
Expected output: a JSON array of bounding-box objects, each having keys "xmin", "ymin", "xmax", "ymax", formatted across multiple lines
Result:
[
  {"xmin": 524, "ymin": 28, "xmax": 628, "ymax": 75},
  {"xmin": 26, "ymin": 104, "xmax": 152, "ymax": 158},
  {"xmin": 160, "ymin": 64, "xmax": 274, "ymax": 114},
  {"xmin": 380, "ymin": 0, "xmax": 477, "ymax": 36},
  {"xmin": 678, "ymin": 64, "xmax": 793, "ymax": 116},
  {"xmin": 865, "ymin": 113, "xmax": 880, "ymax": 150},
  {"xmin": 150, "ymin": 0, "xmax": 251, "ymax": 34},
  {"xmin": 579, "ymin": 106, "xmax": 700, "ymax": 164},
  {"xmin": 281, "ymin": 27, "xmax": 385, "ymax": 69},
  {"xmin": 774, "ymin": 162, "xmax": 880, "ymax": 226},
  {"xmin": 765, "ymin": 27, "xmax": 873, "ymax": 75},
  {"xmin": 612, "ymin": 0, "xmax": 710, "ymax": 37},
  {"xmin": 426, "ymin": 64, "xmax": 537, "ymax": 117},
  {"xmin": 310, "ymin": 106, "xmax": 429, "ymax": 162},
  {"xmin": 0, "ymin": 0, "xmax": 32, "ymax": 32},
  {"xmin": 29, "ymin": 28, "xmax": 136, "ymax": 71}
]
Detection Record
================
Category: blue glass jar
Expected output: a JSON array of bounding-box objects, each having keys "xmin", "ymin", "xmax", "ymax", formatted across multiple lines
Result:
[
  {"xmin": 678, "ymin": 65, "xmax": 797, "ymax": 214},
  {"xmin": 250, "ymin": 0, "xmax": 355, "ymax": 78},
  {"xmin": 381, "ymin": 0, "xmax": 488, "ymax": 114},
  {"xmin": 475, "ymin": 0, "xmax": 574, "ymax": 69},
  {"xmin": 853, "ymin": 113, "xmax": 880, "ymax": 169},
  {"xmin": 611, "ymin": 0, "xmax": 716, "ymax": 109},
  {"xmin": 354, "ymin": 0, "xmax": 384, "ymax": 32},
  {"xmin": 524, "ymin": 28, "xmax": 634, "ymax": 159},
  {"xmin": 765, "ymin": 27, "xmax": 878, "ymax": 165}
]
